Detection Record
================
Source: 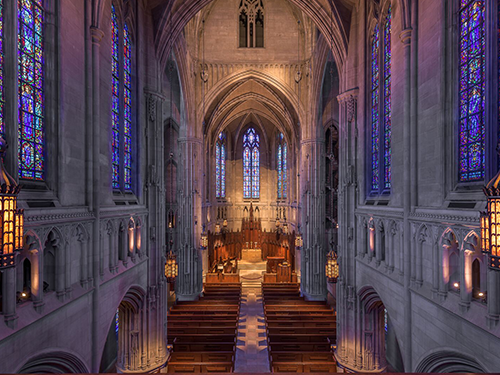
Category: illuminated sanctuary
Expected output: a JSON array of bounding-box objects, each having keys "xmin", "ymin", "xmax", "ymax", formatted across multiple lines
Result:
[{"xmin": 0, "ymin": 0, "xmax": 499, "ymax": 373}]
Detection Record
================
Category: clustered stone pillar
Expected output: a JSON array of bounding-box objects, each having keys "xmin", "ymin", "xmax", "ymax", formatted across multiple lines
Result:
[
  {"xmin": 300, "ymin": 138, "xmax": 327, "ymax": 301},
  {"xmin": 175, "ymin": 138, "xmax": 203, "ymax": 300},
  {"xmin": 334, "ymin": 88, "xmax": 359, "ymax": 371}
]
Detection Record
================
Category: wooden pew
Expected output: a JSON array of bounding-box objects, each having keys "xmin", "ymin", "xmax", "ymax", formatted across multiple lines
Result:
[{"xmin": 167, "ymin": 283, "xmax": 241, "ymax": 373}]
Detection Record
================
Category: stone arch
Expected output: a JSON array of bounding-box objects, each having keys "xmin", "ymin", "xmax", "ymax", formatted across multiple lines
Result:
[
  {"xmin": 356, "ymin": 285, "xmax": 405, "ymax": 372},
  {"xmin": 100, "ymin": 285, "xmax": 148, "ymax": 373},
  {"xmin": 43, "ymin": 228, "xmax": 66, "ymax": 297},
  {"xmin": 18, "ymin": 350, "xmax": 89, "ymax": 374},
  {"xmin": 415, "ymin": 349, "xmax": 486, "ymax": 373}
]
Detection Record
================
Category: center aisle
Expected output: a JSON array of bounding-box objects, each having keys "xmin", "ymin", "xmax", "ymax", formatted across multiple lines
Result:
[{"xmin": 234, "ymin": 285, "xmax": 270, "ymax": 373}]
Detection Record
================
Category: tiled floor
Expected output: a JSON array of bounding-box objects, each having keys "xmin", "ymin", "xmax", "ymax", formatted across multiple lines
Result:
[{"xmin": 234, "ymin": 284, "xmax": 270, "ymax": 373}]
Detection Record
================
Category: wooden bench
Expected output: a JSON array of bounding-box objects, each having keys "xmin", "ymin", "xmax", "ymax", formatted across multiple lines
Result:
[
  {"xmin": 168, "ymin": 326, "xmax": 237, "ymax": 335},
  {"xmin": 167, "ymin": 283, "xmax": 241, "ymax": 373}
]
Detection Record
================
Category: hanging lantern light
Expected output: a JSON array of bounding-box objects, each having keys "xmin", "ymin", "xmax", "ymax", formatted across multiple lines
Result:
[
  {"xmin": 295, "ymin": 233, "xmax": 303, "ymax": 249},
  {"xmin": 326, "ymin": 251, "xmax": 339, "ymax": 283},
  {"xmin": 200, "ymin": 224, "xmax": 208, "ymax": 249},
  {"xmin": 0, "ymin": 137, "xmax": 23, "ymax": 270},
  {"xmin": 215, "ymin": 221, "xmax": 221, "ymax": 235},
  {"xmin": 223, "ymin": 217, "xmax": 228, "ymax": 229},
  {"xmin": 165, "ymin": 251, "xmax": 178, "ymax": 283},
  {"xmin": 481, "ymin": 168, "xmax": 500, "ymax": 270}
]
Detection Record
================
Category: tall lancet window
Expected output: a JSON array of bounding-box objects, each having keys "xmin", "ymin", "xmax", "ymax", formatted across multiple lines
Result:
[
  {"xmin": 277, "ymin": 133, "xmax": 287, "ymax": 199},
  {"xmin": 369, "ymin": 6, "xmax": 392, "ymax": 194},
  {"xmin": 111, "ymin": 4, "xmax": 120, "ymax": 189},
  {"xmin": 243, "ymin": 127, "xmax": 259, "ymax": 199},
  {"xmin": 383, "ymin": 7, "xmax": 392, "ymax": 190},
  {"xmin": 18, "ymin": 0, "xmax": 45, "ymax": 180},
  {"xmin": 111, "ymin": 4, "xmax": 135, "ymax": 192},
  {"xmin": 370, "ymin": 24, "xmax": 380, "ymax": 192},
  {"xmin": 0, "ymin": 0, "xmax": 4, "ymax": 136},
  {"xmin": 459, "ymin": 0, "xmax": 485, "ymax": 182},
  {"xmin": 123, "ymin": 23, "xmax": 132, "ymax": 190},
  {"xmin": 239, "ymin": 0, "xmax": 264, "ymax": 48},
  {"xmin": 216, "ymin": 132, "xmax": 226, "ymax": 199}
]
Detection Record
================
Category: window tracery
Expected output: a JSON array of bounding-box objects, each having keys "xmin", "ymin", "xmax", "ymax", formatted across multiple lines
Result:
[
  {"xmin": 216, "ymin": 132, "xmax": 226, "ymax": 199},
  {"xmin": 18, "ymin": 0, "xmax": 45, "ymax": 180},
  {"xmin": 243, "ymin": 127, "xmax": 259, "ymax": 199},
  {"xmin": 277, "ymin": 133, "xmax": 287, "ymax": 199},
  {"xmin": 458, "ymin": 0, "xmax": 485, "ymax": 182},
  {"xmin": 239, "ymin": 0, "xmax": 264, "ymax": 48}
]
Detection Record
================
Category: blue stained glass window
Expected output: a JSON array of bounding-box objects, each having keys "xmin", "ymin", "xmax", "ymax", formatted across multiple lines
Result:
[
  {"xmin": 216, "ymin": 132, "xmax": 226, "ymax": 198},
  {"xmin": 383, "ymin": 7, "xmax": 391, "ymax": 190},
  {"xmin": 123, "ymin": 23, "xmax": 132, "ymax": 190},
  {"xmin": 111, "ymin": 4, "xmax": 120, "ymax": 189},
  {"xmin": 371, "ymin": 24, "xmax": 380, "ymax": 191},
  {"xmin": 18, "ymin": 0, "xmax": 45, "ymax": 180},
  {"xmin": 243, "ymin": 128, "xmax": 259, "ymax": 199},
  {"xmin": 459, "ymin": 0, "xmax": 485, "ymax": 182},
  {"xmin": 0, "ymin": 0, "xmax": 4, "ymax": 136},
  {"xmin": 277, "ymin": 133, "xmax": 287, "ymax": 199}
]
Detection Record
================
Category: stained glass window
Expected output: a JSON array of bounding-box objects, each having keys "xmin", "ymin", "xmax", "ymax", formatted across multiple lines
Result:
[
  {"xmin": 277, "ymin": 133, "xmax": 287, "ymax": 199},
  {"xmin": 459, "ymin": 0, "xmax": 485, "ymax": 182},
  {"xmin": 111, "ymin": 6, "xmax": 134, "ymax": 191},
  {"xmin": 383, "ymin": 7, "xmax": 391, "ymax": 190},
  {"xmin": 216, "ymin": 132, "xmax": 226, "ymax": 198},
  {"xmin": 243, "ymin": 128, "xmax": 259, "ymax": 199},
  {"xmin": 111, "ymin": 4, "xmax": 120, "ymax": 189},
  {"xmin": 0, "ymin": 0, "xmax": 4, "ymax": 136},
  {"xmin": 18, "ymin": 0, "xmax": 45, "ymax": 180},
  {"xmin": 371, "ymin": 24, "xmax": 380, "ymax": 192},
  {"xmin": 123, "ymin": 23, "xmax": 132, "ymax": 191}
]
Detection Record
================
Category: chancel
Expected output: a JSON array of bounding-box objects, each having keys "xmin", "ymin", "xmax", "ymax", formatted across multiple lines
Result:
[{"xmin": 0, "ymin": 0, "xmax": 499, "ymax": 374}]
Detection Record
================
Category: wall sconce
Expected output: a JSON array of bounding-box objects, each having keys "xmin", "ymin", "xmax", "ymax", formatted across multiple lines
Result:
[
  {"xmin": 481, "ymin": 166, "xmax": 500, "ymax": 270},
  {"xmin": 200, "ymin": 224, "xmax": 208, "ymax": 249},
  {"xmin": 165, "ymin": 251, "xmax": 178, "ymax": 283},
  {"xmin": 295, "ymin": 225, "xmax": 303, "ymax": 249},
  {"xmin": 326, "ymin": 250, "xmax": 339, "ymax": 283},
  {"xmin": 453, "ymin": 282, "xmax": 460, "ymax": 290},
  {"xmin": 0, "ymin": 137, "xmax": 24, "ymax": 270}
]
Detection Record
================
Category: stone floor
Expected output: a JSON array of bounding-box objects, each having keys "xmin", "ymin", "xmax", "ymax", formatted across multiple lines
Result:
[{"xmin": 234, "ymin": 284, "xmax": 270, "ymax": 373}]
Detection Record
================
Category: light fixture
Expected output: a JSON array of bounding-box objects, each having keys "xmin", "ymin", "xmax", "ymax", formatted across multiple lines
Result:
[
  {"xmin": 326, "ymin": 250, "xmax": 339, "ymax": 283},
  {"xmin": 481, "ymin": 164, "xmax": 500, "ymax": 270},
  {"xmin": 295, "ymin": 225, "xmax": 303, "ymax": 249},
  {"xmin": 165, "ymin": 251, "xmax": 178, "ymax": 283},
  {"xmin": 453, "ymin": 282, "xmax": 460, "ymax": 289},
  {"xmin": 215, "ymin": 222, "xmax": 221, "ymax": 235},
  {"xmin": 201, "ymin": 224, "xmax": 208, "ymax": 249},
  {"xmin": 478, "ymin": 292, "xmax": 485, "ymax": 298},
  {"xmin": 0, "ymin": 137, "xmax": 24, "ymax": 270}
]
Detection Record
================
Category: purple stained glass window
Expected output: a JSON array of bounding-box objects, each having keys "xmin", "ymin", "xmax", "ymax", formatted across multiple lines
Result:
[
  {"xmin": 277, "ymin": 133, "xmax": 287, "ymax": 199},
  {"xmin": 371, "ymin": 24, "xmax": 380, "ymax": 191},
  {"xmin": 383, "ymin": 7, "xmax": 391, "ymax": 190},
  {"xmin": 18, "ymin": 0, "xmax": 45, "ymax": 180},
  {"xmin": 243, "ymin": 128, "xmax": 259, "ymax": 199},
  {"xmin": 216, "ymin": 132, "xmax": 226, "ymax": 198},
  {"xmin": 0, "ymin": 0, "xmax": 4, "ymax": 136},
  {"xmin": 111, "ymin": 4, "xmax": 120, "ymax": 189},
  {"xmin": 124, "ymin": 23, "xmax": 132, "ymax": 190},
  {"xmin": 459, "ymin": 0, "xmax": 485, "ymax": 182}
]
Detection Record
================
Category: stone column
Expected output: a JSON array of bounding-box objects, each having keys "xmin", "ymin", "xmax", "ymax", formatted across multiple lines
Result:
[
  {"xmin": 460, "ymin": 249, "xmax": 472, "ymax": 312},
  {"xmin": 487, "ymin": 268, "xmax": 500, "ymax": 327},
  {"xmin": 89, "ymin": 22, "xmax": 104, "ymax": 372},
  {"xmin": 2, "ymin": 267, "xmax": 17, "ymax": 328},
  {"xmin": 376, "ymin": 223, "xmax": 383, "ymax": 267},
  {"xmin": 416, "ymin": 228, "xmax": 426, "ymax": 287},
  {"xmin": 30, "ymin": 249, "xmax": 43, "ymax": 312},
  {"xmin": 176, "ymin": 137, "xmax": 203, "ymax": 300},
  {"xmin": 400, "ymin": 26, "xmax": 413, "ymax": 371}
]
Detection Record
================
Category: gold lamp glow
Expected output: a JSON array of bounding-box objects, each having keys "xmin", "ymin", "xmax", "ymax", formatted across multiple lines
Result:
[
  {"xmin": 326, "ymin": 251, "xmax": 339, "ymax": 283},
  {"xmin": 0, "ymin": 137, "xmax": 23, "ymax": 270},
  {"xmin": 481, "ymin": 168, "xmax": 500, "ymax": 270},
  {"xmin": 165, "ymin": 251, "xmax": 178, "ymax": 283},
  {"xmin": 200, "ymin": 224, "xmax": 208, "ymax": 249},
  {"xmin": 295, "ymin": 226, "xmax": 303, "ymax": 248}
]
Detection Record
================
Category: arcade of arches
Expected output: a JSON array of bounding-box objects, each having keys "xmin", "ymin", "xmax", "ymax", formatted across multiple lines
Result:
[{"xmin": 0, "ymin": 0, "xmax": 499, "ymax": 373}]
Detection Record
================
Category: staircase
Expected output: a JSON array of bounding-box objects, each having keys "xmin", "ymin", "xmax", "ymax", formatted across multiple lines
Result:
[{"xmin": 239, "ymin": 260, "xmax": 266, "ymax": 287}]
